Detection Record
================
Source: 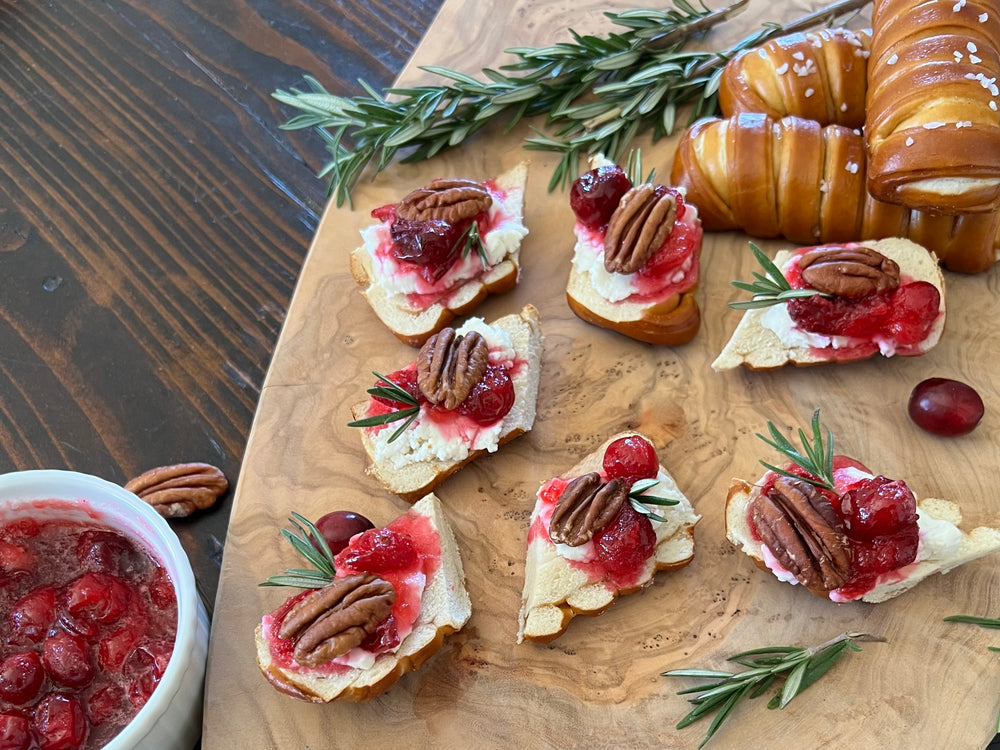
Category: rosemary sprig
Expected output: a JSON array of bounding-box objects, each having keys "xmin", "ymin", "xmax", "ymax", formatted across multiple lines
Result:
[
  {"xmin": 729, "ymin": 242, "xmax": 830, "ymax": 310},
  {"xmin": 943, "ymin": 614, "xmax": 1000, "ymax": 732},
  {"xmin": 756, "ymin": 409, "xmax": 836, "ymax": 493},
  {"xmin": 347, "ymin": 371, "xmax": 421, "ymax": 443},
  {"xmin": 663, "ymin": 632, "xmax": 885, "ymax": 748},
  {"xmin": 629, "ymin": 477, "xmax": 680, "ymax": 522},
  {"xmin": 260, "ymin": 512, "xmax": 337, "ymax": 588},
  {"xmin": 455, "ymin": 221, "xmax": 489, "ymax": 270},
  {"xmin": 274, "ymin": 0, "xmax": 871, "ymax": 205}
]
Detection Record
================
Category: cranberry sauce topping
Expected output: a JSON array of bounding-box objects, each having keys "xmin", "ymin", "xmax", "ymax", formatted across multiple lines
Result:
[
  {"xmin": 0, "ymin": 517, "xmax": 177, "ymax": 750},
  {"xmin": 753, "ymin": 457, "xmax": 920, "ymax": 598},
  {"xmin": 783, "ymin": 249, "xmax": 940, "ymax": 347},
  {"xmin": 532, "ymin": 436, "xmax": 661, "ymax": 589},
  {"xmin": 569, "ymin": 164, "xmax": 633, "ymax": 230}
]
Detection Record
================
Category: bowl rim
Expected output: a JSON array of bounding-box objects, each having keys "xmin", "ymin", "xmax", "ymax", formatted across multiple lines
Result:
[{"xmin": 0, "ymin": 469, "xmax": 203, "ymax": 747}]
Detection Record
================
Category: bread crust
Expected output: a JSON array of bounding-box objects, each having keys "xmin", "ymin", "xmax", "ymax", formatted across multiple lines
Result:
[
  {"xmin": 350, "ymin": 162, "xmax": 528, "ymax": 348},
  {"xmin": 353, "ymin": 305, "xmax": 542, "ymax": 503},
  {"xmin": 517, "ymin": 432, "xmax": 700, "ymax": 643}
]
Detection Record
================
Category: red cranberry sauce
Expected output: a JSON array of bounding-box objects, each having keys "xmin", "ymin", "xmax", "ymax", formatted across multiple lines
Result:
[
  {"xmin": 529, "ymin": 436, "xmax": 660, "ymax": 589},
  {"xmin": 752, "ymin": 456, "xmax": 921, "ymax": 599},
  {"xmin": 783, "ymin": 246, "xmax": 941, "ymax": 352},
  {"xmin": 265, "ymin": 511, "xmax": 441, "ymax": 673},
  {"xmin": 370, "ymin": 179, "xmax": 511, "ymax": 306},
  {"xmin": 0, "ymin": 515, "xmax": 177, "ymax": 750},
  {"xmin": 574, "ymin": 189, "xmax": 702, "ymax": 305}
]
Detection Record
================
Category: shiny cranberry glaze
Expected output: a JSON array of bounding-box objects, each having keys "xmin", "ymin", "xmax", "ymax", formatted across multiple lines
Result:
[
  {"xmin": 593, "ymin": 505, "xmax": 656, "ymax": 586},
  {"xmin": 569, "ymin": 165, "xmax": 632, "ymax": 230},
  {"xmin": 388, "ymin": 216, "xmax": 476, "ymax": 283},
  {"xmin": 456, "ymin": 364, "xmax": 514, "ymax": 425},
  {"xmin": 372, "ymin": 368, "xmax": 423, "ymax": 409},
  {"xmin": 908, "ymin": 378, "xmax": 985, "ymax": 437},
  {"xmin": 602, "ymin": 436, "xmax": 658, "ymax": 483},
  {"xmin": 334, "ymin": 528, "xmax": 417, "ymax": 574},
  {"xmin": 0, "ymin": 518, "xmax": 177, "ymax": 750}
]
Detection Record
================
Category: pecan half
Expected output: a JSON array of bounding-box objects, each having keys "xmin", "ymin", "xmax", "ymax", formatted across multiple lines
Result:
[
  {"xmin": 751, "ymin": 476, "xmax": 851, "ymax": 594},
  {"xmin": 798, "ymin": 246, "xmax": 900, "ymax": 299},
  {"xmin": 124, "ymin": 463, "xmax": 227, "ymax": 518},
  {"xmin": 548, "ymin": 472, "xmax": 627, "ymax": 547},
  {"xmin": 395, "ymin": 179, "xmax": 493, "ymax": 224},
  {"xmin": 416, "ymin": 328, "xmax": 489, "ymax": 409},
  {"xmin": 603, "ymin": 184, "xmax": 677, "ymax": 274},
  {"xmin": 279, "ymin": 573, "xmax": 395, "ymax": 667}
]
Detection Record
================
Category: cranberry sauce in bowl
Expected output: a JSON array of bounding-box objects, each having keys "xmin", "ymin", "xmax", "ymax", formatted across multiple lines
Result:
[{"xmin": 0, "ymin": 471, "xmax": 209, "ymax": 750}]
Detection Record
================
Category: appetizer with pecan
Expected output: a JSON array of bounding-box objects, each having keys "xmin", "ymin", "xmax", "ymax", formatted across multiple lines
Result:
[
  {"xmin": 565, "ymin": 155, "xmax": 703, "ymax": 345},
  {"xmin": 726, "ymin": 412, "xmax": 1000, "ymax": 603},
  {"xmin": 350, "ymin": 164, "xmax": 529, "ymax": 347},
  {"xmin": 349, "ymin": 305, "xmax": 542, "ymax": 503},
  {"xmin": 518, "ymin": 432, "xmax": 700, "ymax": 642},
  {"xmin": 713, "ymin": 238, "xmax": 946, "ymax": 370},
  {"xmin": 255, "ymin": 495, "xmax": 471, "ymax": 702}
]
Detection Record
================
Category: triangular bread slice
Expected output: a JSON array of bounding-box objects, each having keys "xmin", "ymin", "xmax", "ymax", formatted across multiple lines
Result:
[
  {"xmin": 517, "ymin": 432, "xmax": 700, "ymax": 643},
  {"xmin": 350, "ymin": 162, "xmax": 529, "ymax": 348},
  {"xmin": 352, "ymin": 305, "xmax": 542, "ymax": 504},
  {"xmin": 726, "ymin": 477, "xmax": 1000, "ymax": 603},
  {"xmin": 255, "ymin": 493, "xmax": 471, "ymax": 702},
  {"xmin": 712, "ymin": 237, "xmax": 946, "ymax": 371}
]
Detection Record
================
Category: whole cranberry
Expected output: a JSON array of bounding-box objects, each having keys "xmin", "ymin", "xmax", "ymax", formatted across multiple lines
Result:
[
  {"xmin": 593, "ymin": 504, "xmax": 656, "ymax": 584},
  {"xmin": 841, "ymin": 476, "xmax": 917, "ymax": 542},
  {"xmin": 32, "ymin": 694, "xmax": 88, "ymax": 750},
  {"xmin": 0, "ymin": 652, "xmax": 44, "ymax": 705},
  {"xmin": 455, "ymin": 364, "xmax": 515, "ymax": 425},
  {"xmin": 314, "ymin": 511, "xmax": 375, "ymax": 557},
  {"xmin": 8, "ymin": 587, "xmax": 57, "ymax": 645},
  {"xmin": 908, "ymin": 377, "xmax": 985, "ymax": 437},
  {"xmin": 0, "ymin": 712, "xmax": 32, "ymax": 750},
  {"xmin": 64, "ymin": 572, "xmax": 131, "ymax": 626},
  {"xmin": 569, "ymin": 165, "xmax": 632, "ymax": 230},
  {"xmin": 602, "ymin": 435, "xmax": 659, "ymax": 482},
  {"xmin": 43, "ymin": 631, "xmax": 94, "ymax": 689}
]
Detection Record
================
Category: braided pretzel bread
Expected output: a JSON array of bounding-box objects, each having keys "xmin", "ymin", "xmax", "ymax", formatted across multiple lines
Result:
[
  {"xmin": 866, "ymin": 0, "xmax": 1000, "ymax": 213},
  {"xmin": 669, "ymin": 113, "xmax": 1000, "ymax": 273},
  {"xmin": 720, "ymin": 27, "xmax": 871, "ymax": 129}
]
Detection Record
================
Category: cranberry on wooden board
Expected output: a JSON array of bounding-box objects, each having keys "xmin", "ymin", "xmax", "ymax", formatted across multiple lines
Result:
[
  {"xmin": 314, "ymin": 511, "xmax": 376, "ymax": 556},
  {"xmin": 908, "ymin": 378, "xmax": 985, "ymax": 436}
]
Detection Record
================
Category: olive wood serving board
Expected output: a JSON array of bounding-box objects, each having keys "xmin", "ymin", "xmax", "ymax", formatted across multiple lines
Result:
[{"xmin": 203, "ymin": 2, "xmax": 1000, "ymax": 747}]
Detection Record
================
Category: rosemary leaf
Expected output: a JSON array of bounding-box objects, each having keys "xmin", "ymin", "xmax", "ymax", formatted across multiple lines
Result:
[
  {"xmin": 729, "ymin": 241, "xmax": 830, "ymax": 310},
  {"xmin": 755, "ymin": 409, "xmax": 837, "ymax": 492},
  {"xmin": 260, "ymin": 513, "xmax": 338, "ymax": 588},
  {"xmin": 664, "ymin": 633, "xmax": 883, "ymax": 747},
  {"xmin": 347, "ymin": 371, "xmax": 422, "ymax": 443},
  {"xmin": 628, "ymin": 477, "xmax": 680, "ymax": 523},
  {"xmin": 273, "ymin": 0, "xmax": 871, "ymax": 205}
]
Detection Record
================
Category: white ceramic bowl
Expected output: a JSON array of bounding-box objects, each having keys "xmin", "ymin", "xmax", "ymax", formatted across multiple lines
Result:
[{"xmin": 0, "ymin": 470, "xmax": 209, "ymax": 750}]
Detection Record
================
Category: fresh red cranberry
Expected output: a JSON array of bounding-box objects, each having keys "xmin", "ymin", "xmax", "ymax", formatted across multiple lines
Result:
[
  {"xmin": 602, "ymin": 435, "xmax": 659, "ymax": 481},
  {"xmin": 65, "ymin": 572, "xmax": 131, "ymax": 626},
  {"xmin": 0, "ymin": 542, "xmax": 32, "ymax": 576},
  {"xmin": 371, "ymin": 368, "xmax": 423, "ymax": 409},
  {"xmin": 908, "ymin": 377, "xmax": 985, "ymax": 437},
  {"xmin": 334, "ymin": 528, "xmax": 417, "ymax": 573},
  {"xmin": 359, "ymin": 614, "xmax": 400, "ymax": 654},
  {"xmin": 9, "ymin": 586, "xmax": 57, "ymax": 644},
  {"xmin": 0, "ymin": 712, "xmax": 31, "ymax": 750},
  {"xmin": 42, "ymin": 631, "xmax": 94, "ymax": 689},
  {"xmin": 32, "ymin": 694, "xmax": 88, "ymax": 750},
  {"xmin": 86, "ymin": 684, "xmax": 124, "ymax": 726},
  {"xmin": 840, "ymin": 476, "xmax": 918, "ymax": 541},
  {"xmin": 314, "ymin": 511, "xmax": 376, "ymax": 556},
  {"xmin": 594, "ymin": 504, "xmax": 656, "ymax": 582},
  {"xmin": 0, "ymin": 652, "xmax": 44, "ymax": 705},
  {"xmin": 389, "ymin": 216, "xmax": 470, "ymax": 282},
  {"xmin": 569, "ymin": 165, "xmax": 632, "ymax": 230},
  {"xmin": 456, "ymin": 364, "xmax": 515, "ymax": 425},
  {"xmin": 884, "ymin": 281, "xmax": 940, "ymax": 345}
]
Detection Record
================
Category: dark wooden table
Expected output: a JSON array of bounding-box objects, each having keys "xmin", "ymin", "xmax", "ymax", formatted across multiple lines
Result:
[{"xmin": 0, "ymin": 0, "xmax": 443, "ymax": 612}]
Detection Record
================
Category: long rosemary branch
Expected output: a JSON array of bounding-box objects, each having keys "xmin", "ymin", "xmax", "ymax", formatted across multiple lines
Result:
[{"xmin": 273, "ymin": 0, "xmax": 871, "ymax": 206}]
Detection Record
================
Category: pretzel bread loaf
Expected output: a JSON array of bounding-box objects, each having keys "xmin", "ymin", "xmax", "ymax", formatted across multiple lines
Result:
[
  {"xmin": 865, "ymin": 0, "xmax": 1000, "ymax": 213},
  {"xmin": 720, "ymin": 27, "xmax": 871, "ymax": 128},
  {"xmin": 670, "ymin": 113, "xmax": 1000, "ymax": 273}
]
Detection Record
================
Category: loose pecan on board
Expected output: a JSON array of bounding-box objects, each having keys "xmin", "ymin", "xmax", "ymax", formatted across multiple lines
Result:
[{"xmin": 124, "ymin": 462, "xmax": 228, "ymax": 518}]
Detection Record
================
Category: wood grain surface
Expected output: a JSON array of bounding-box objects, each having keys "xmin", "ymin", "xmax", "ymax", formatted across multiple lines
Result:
[
  {"xmin": 0, "ymin": 0, "xmax": 442, "ymax": 609},
  {"xmin": 205, "ymin": 1, "xmax": 1000, "ymax": 748}
]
